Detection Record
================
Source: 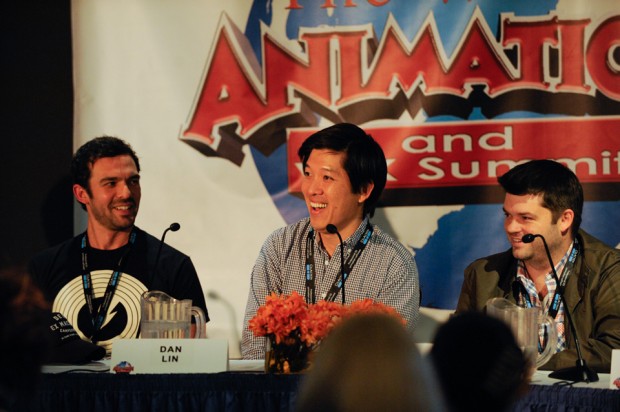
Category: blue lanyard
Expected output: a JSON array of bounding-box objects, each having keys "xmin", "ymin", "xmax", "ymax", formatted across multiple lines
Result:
[
  {"xmin": 304, "ymin": 223, "xmax": 373, "ymax": 304},
  {"xmin": 81, "ymin": 231, "xmax": 136, "ymax": 343},
  {"xmin": 519, "ymin": 238, "xmax": 579, "ymax": 318},
  {"xmin": 547, "ymin": 238, "xmax": 579, "ymax": 318}
]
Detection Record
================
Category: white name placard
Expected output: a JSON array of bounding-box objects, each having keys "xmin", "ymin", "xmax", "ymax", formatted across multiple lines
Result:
[
  {"xmin": 610, "ymin": 349, "xmax": 620, "ymax": 390},
  {"xmin": 111, "ymin": 338, "xmax": 228, "ymax": 374}
]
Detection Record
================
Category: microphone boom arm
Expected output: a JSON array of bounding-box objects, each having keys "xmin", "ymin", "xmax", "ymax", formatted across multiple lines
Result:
[
  {"xmin": 523, "ymin": 234, "xmax": 598, "ymax": 382},
  {"xmin": 326, "ymin": 224, "xmax": 345, "ymax": 305},
  {"xmin": 153, "ymin": 223, "xmax": 181, "ymax": 278}
]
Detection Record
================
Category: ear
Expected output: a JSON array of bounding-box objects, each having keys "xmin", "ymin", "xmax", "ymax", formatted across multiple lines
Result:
[
  {"xmin": 73, "ymin": 184, "xmax": 90, "ymax": 208},
  {"xmin": 559, "ymin": 209, "xmax": 574, "ymax": 235},
  {"xmin": 357, "ymin": 182, "xmax": 374, "ymax": 204}
]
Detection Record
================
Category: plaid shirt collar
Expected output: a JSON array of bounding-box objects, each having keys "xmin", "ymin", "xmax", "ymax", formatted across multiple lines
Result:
[
  {"xmin": 516, "ymin": 240, "xmax": 574, "ymax": 352},
  {"xmin": 314, "ymin": 215, "xmax": 370, "ymax": 254}
]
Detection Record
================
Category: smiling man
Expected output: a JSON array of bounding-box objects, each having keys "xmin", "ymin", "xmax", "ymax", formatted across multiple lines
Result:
[
  {"xmin": 29, "ymin": 137, "xmax": 208, "ymax": 355},
  {"xmin": 241, "ymin": 123, "xmax": 420, "ymax": 359},
  {"xmin": 456, "ymin": 159, "xmax": 620, "ymax": 372}
]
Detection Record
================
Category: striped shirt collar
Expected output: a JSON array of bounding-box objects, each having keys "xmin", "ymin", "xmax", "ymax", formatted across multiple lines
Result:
[{"xmin": 313, "ymin": 215, "xmax": 371, "ymax": 252}]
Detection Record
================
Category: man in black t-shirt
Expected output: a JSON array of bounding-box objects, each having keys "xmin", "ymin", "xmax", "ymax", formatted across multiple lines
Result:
[{"xmin": 29, "ymin": 136, "xmax": 208, "ymax": 354}]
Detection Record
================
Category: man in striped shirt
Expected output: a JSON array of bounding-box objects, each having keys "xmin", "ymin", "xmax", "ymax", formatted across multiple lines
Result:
[
  {"xmin": 457, "ymin": 160, "xmax": 620, "ymax": 373},
  {"xmin": 241, "ymin": 123, "xmax": 420, "ymax": 360}
]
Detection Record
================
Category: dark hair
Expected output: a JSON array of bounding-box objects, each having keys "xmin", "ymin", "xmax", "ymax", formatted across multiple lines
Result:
[
  {"xmin": 71, "ymin": 136, "xmax": 140, "ymax": 209},
  {"xmin": 0, "ymin": 266, "xmax": 50, "ymax": 408},
  {"xmin": 431, "ymin": 312, "xmax": 527, "ymax": 412},
  {"xmin": 296, "ymin": 314, "xmax": 444, "ymax": 412},
  {"xmin": 498, "ymin": 159, "xmax": 583, "ymax": 234},
  {"xmin": 297, "ymin": 123, "xmax": 387, "ymax": 217}
]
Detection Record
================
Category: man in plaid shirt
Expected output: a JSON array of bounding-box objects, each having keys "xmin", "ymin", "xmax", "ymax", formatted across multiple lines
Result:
[
  {"xmin": 456, "ymin": 160, "xmax": 620, "ymax": 373},
  {"xmin": 241, "ymin": 123, "xmax": 420, "ymax": 360}
]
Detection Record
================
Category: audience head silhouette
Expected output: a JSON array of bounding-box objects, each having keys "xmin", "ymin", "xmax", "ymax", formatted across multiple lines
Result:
[
  {"xmin": 0, "ymin": 266, "xmax": 50, "ymax": 410},
  {"xmin": 431, "ymin": 311, "xmax": 528, "ymax": 412},
  {"xmin": 296, "ymin": 313, "xmax": 445, "ymax": 412}
]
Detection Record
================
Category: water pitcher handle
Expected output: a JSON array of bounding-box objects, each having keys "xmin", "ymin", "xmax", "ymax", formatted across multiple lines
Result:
[
  {"xmin": 191, "ymin": 306, "xmax": 206, "ymax": 339},
  {"xmin": 536, "ymin": 314, "xmax": 557, "ymax": 368}
]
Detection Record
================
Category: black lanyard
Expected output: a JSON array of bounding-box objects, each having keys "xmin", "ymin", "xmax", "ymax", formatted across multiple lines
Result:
[
  {"xmin": 304, "ymin": 223, "xmax": 373, "ymax": 304},
  {"xmin": 81, "ymin": 231, "xmax": 136, "ymax": 343},
  {"xmin": 519, "ymin": 238, "xmax": 579, "ymax": 319}
]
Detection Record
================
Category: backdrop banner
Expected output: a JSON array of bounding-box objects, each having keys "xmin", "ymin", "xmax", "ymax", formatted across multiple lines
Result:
[{"xmin": 73, "ymin": 0, "xmax": 620, "ymax": 356}]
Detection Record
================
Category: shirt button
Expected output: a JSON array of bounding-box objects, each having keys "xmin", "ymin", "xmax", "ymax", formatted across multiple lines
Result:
[{"xmin": 325, "ymin": 260, "xmax": 329, "ymax": 265}]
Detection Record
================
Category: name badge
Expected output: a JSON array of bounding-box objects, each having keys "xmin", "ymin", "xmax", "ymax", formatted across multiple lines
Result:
[
  {"xmin": 111, "ymin": 339, "xmax": 228, "ymax": 374},
  {"xmin": 611, "ymin": 349, "xmax": 620, "ymax": 389}
]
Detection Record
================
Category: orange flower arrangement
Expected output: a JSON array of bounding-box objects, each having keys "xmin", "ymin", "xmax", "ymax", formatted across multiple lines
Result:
[
  {"xmin": 300, "ymin": 299, "xmax": 344, "ymax": 346},
  {"xmin": 248, "ymin": 291, "xmax": 311, "ymax": 346},
  {"xmin": 249, "ymin": 291, "xmax": 405, "ymax": 372},
  {"xmin": 249, "ymin": 291, "xmax": 405, "ymax": 371}
]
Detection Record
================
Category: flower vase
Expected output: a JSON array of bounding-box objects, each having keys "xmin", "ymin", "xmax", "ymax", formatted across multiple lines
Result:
[{"xmin": 264, "ymin": 337, "xmax": 310, "ymax": 373}]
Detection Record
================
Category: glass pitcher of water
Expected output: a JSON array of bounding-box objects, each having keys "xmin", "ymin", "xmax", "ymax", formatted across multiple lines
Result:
[
  {"xmin": 140, "ymin": 290, "xmax": 206, "ymax": 339},
  {"xmin": 486, "ymin": 297, "xmax": 557, "ymax": 369}
]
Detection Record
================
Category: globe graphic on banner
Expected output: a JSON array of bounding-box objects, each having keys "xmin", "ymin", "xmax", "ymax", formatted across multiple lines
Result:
[{"xmin": 243, "ymin": 0, "xmax": 620, "ymax": 309}]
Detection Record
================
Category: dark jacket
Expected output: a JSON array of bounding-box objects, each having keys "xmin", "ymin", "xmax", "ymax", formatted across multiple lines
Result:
[{"xmin": 456, "ymin": 230, "xmax": 620, "ymax": 372}]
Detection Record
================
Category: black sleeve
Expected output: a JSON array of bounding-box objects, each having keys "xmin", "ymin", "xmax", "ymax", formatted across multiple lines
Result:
[
  {"xmin": 27, "ymin": 239, "xmax": 80, "ymax": 304},
  {"xmin": 151, "ymin": 244, "xmax": 210, "ymax": 322}
]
